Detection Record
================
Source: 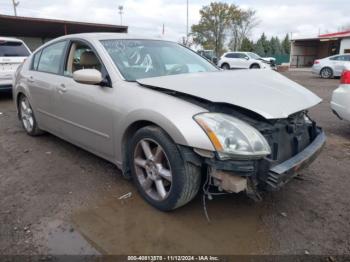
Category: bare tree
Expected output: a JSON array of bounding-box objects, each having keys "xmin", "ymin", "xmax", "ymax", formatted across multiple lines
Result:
[{"xmin": 229, "ymin": 9, "xmax": 259, "ymax": 51}]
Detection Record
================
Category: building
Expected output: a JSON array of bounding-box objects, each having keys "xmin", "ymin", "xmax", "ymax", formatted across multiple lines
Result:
[
  {"xmin": 290, "ymin": 30, "xmax": 350, "ymax": 67},
  {"xmin": 0, "ymin": 14, "xmax": 128, "ymax": 51}
]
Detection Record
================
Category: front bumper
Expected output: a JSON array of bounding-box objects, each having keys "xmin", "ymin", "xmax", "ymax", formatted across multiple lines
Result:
[{"xmin": 265, "ymin": 129, "xmax": 326, "ymax": 190}]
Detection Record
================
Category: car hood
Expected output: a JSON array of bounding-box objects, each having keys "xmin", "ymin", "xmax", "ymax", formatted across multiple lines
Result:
[{"xmin": 137, "ymin": 70, "xmax": 322, "ymax": 119}]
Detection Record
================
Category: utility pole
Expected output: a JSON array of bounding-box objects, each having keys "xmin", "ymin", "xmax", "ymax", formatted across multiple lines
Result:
[
  {"xmin": 186, "ymin": 0, "xmax": 189, "ymax": 43},
  {"xmin": 118, "ymin": 5, "xmax": 124, "ymax": 25},
  {"xmin": 12, "ymin": 0, "xmax": 19, "ymax": 16}
]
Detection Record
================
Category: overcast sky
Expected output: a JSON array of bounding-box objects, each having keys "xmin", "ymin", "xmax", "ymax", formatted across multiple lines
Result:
[{"xmin": 1, "ymin": 0, "xmax": 350, "ymax": 42}]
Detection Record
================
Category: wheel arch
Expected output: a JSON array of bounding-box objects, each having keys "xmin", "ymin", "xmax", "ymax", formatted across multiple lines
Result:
[
  {"xmin": 118, "ymin": 110, "xmax": 214, "ymax": 178},
  {"xmin": 250, "ymin": 63, "xmax": 260, "ymax": 69}
]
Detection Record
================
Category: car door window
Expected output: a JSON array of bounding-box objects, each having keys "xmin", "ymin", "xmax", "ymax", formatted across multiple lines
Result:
[
  {"xmin": 64, "ymin": 42, "xmax": 102, "ymax": 77},
  {"xmin": 31, "ymin": 50, "xmax": 42, "ymax": 71},
  {"xmin": 37, "ymin": 41, "xmax": 66, "ymax": 74},
  {"xmin": 225, "ymin": 53, "xmax": 238, "ymax": 58},
  {"xmin": 330, "ymin": 55, "xmax": 347, "ymax": 61},
  {"xmin": 237, "ymin": 53, "xmax": 248, "ymax": 59}
]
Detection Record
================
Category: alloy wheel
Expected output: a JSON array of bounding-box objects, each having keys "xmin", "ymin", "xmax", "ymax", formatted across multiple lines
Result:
[
  {"xmin": 133, "ymin": 138, "xmax": 172, "ymax": 201},
  {"xmin": 321, "ymin": 68, "xmax": 332, "ymax": 78},
  {"xmin": 20, "ymin": 96, "xmax": 34, "ymax": 133}
]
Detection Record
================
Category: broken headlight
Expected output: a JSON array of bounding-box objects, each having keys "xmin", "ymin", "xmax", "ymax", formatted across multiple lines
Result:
[{"xmin": 194, "ymin": 113, "xmax": 271, "ymax": 160}]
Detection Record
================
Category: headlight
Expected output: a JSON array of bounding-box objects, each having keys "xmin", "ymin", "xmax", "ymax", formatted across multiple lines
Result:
[{"xmin": 194, "ymin": 113, "xmax": 271, "ymax": 159}]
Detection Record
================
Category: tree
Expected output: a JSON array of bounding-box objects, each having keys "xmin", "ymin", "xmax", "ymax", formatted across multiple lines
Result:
[
  {"xmin": 254, "ymin": 33, "xmax": 269, "ymax": 56},
  {"xmin": 281, "ymin": 33, "xmax": 291, "ymax": 55},
  {"xmin": 228, "ymin": 9, "xmax": 259, "ymax": 51},
  {"xmin": 191, "ymin": 2, "xmax": 241, "ymax": 56},
  {"xmin": 240, "ymin": 37, "xmax": 254, "ymax": 52},
  {"xmin": 269, "ymin": 37, "xmax": 283, "ymax": 56}
]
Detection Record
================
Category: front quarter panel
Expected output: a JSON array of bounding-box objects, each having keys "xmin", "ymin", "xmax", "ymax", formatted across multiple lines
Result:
[{"xmin": 114, "ymin": 81, "xmax": 215, "ymax": 164}]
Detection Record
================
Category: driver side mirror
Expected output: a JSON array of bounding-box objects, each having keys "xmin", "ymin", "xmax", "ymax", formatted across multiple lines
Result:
[
  {"xmin": 73, "ymin": 69, "xmax": 103, "ymax": 85},
  {"xmin": 244, "ymin": 56, "xmax": 250, "ymax": 60}
]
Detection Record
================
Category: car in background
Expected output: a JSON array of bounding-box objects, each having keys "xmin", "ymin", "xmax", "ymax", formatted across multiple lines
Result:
[
  {"xmin": 312, "ymin": 54, "xmax": 350, "ymax": 79},
  {"xmin": 13, "ymin": 33, "xmax": 325, "ymax": 211},
  {"xmin": 331, "ymin": 67, "xmax": 350, "ymax": 121},
  {"xmin": 0, "ymin": 37, "xmax": 31, "ymax": 92},
  {"xmin": 197, "ymin": 49, "xmax": 218, "ymax": 64},
  {"xmin": 218, "ymin": 51, "xmax": 274, "ymax": 70}
]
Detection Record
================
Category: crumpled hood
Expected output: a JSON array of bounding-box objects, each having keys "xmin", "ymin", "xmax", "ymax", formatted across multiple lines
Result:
[{"xmin": 137, "ymin": 70, "xmax": 322, "ymax": 119}]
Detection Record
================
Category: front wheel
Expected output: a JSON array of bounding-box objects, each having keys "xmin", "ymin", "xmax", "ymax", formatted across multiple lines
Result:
[
  {"xmin": 129, "ymin": 126, "xmax": 201, "ymax": 211},
  {"xmin": 250, "ymin": 64, "xmax": 261, "ymax": 69}
]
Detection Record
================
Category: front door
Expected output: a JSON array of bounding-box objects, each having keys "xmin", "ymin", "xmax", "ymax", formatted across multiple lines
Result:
[{"xmin": 54, "ymin": 40, "xmax": 115, "ymax": 158}]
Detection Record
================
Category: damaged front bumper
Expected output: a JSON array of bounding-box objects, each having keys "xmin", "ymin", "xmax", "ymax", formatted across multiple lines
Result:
[
  {"xmin": 187, "ymin": 128, "xmax": 326, "ymax": 198},
  {"xmin": 265, "ymin": 129, "xmax": 326, "ymax": 190}
]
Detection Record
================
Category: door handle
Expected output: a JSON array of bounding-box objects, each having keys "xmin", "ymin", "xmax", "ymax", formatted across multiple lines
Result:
[
  {"xmin": 57, "ymin": 84, "xmax": 67, "ymax": 93},
  {"xmin": 27, "ymin": 76, "xmax": 35, "ymax": 83}
]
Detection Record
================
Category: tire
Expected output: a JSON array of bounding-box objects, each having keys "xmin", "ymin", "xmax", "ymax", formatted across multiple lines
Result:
[
  {"xmin": 221, "ymin": 63, "xmax": 230, "ymax": 70},
  {"xmin": 129, "ymin": 126, "xmax": 201, "ymax": 211},
  {"xmin": 250, "ymin": 64, "xmax": 260, "ymax": 69},
  {"xmin": 320, "ymin": 67, "xmax": 333, "ymax": 79},
  {"xmin": 18, "ymin": 94, "xmax": 44, "ymax": 136}
]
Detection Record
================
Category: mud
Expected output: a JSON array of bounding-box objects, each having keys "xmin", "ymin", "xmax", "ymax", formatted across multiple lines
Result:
[{"xmin": 1, "ymin": 71, "xmax": 350, "ymax": 255}]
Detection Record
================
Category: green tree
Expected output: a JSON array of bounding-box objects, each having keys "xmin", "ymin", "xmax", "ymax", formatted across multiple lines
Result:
[
  {"xmin": 240, "ymin": 37, "xmax": 254, "ymax": 52},
  {"xmin": 269, "ymin": 36, "xmax": 283, "ymax": 56},
  {"xmin": 191, "ymin": 2, "xmax": 241, "ymax": 56},
  {"xmin": 254, "ymin": 33, "xmax": 269, "ymax": 56},
  {"xmin": 281, "ymin": 33, "xmax": 291, "ymax": 55}
]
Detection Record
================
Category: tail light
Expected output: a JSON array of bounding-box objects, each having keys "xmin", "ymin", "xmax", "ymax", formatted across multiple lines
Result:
[
  {"xmin": 340, "ymin": 70, "xmax": 350, "ymax": 84},
  {"xmin": 314, "ymin": 60, "xmax": 320, "ymax": 64}
]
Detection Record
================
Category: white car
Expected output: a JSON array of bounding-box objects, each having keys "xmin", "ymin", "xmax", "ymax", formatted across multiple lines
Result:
[
  {"xmin": 218, "ymin": 52, "xmax": 273, "ymax": 70},
  {"xmin": 331, "ymin": 67, "xmax": 350, "ymax": 121},
  {"xmin": 312, "ymin": 54, "xmax": 350, "ymax": 79},
  {"xmin": 0, "ymin": 37, "xmax": 31, "ymax": 92}
]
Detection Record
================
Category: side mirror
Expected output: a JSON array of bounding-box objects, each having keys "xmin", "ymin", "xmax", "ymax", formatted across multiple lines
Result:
[
  {"xmin": 73, "ymin": 69, "xmax": 103, "ymax": 85},
  {"xmin": 245, "ymin": 56, "xmax": 250, "ymax": 60}
]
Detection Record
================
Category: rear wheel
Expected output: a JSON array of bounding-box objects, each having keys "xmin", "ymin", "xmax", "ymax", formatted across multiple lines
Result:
[
  {"xmin": 320, "ymin": 67, "xmax": 333, "ymax": 79},
  {"xmin": 129, "ymin": 126, "xmax": 201, "ymax": 211},
  {"xmin": 250, "ymin": 63, "xmax": 260, "ymax": 69},
  {"xmin": 18, "ymin": 95, "xmax": 43, "ymax": 136},
  {"xmin": 221, "ymin": 63, "xmax": 230, "ymax": 70}
]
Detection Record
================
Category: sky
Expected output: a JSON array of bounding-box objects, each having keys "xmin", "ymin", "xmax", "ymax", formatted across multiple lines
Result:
[{"xmin": 1, "ymin": 0, "xmax": 350, "ymax": 42}]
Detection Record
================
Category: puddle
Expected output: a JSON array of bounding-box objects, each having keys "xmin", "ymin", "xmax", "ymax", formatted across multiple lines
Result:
[
  {"xmin": 35, "ymin": 219, "xmax": 99, "ymax": 255},
  {"xmin": 71, "ymin": 192, "xmax": 271, "ymax": 255}
]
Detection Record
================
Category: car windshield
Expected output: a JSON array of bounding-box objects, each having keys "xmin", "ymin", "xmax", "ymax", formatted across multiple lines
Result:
[
  {"xmin": 100, "ymin": 39, "xmax": 218, "ymax": 81},
  {"xmin": 247, "ymin": 52, "xmax": 261, "ymax": 60},
  {"xmin": 0, "ymin": 41, "xmax": 30, "ymax": 57}
]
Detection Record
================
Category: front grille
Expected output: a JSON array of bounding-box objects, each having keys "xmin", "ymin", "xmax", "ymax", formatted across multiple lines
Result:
[{"xmin": 258, "ymin": 112, "xmax": 316, "ymax": 166}]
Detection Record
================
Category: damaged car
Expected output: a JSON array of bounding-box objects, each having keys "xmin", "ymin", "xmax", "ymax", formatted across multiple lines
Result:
[{"xmin": 13, "ymin": 33, "xmax": 326, "ymax": 211}]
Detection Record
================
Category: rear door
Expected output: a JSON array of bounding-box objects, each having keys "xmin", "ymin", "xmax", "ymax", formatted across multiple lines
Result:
[
  {"xmin": 330, "ymin": 55, "xmax": 349, "ymax": 76},
  {"xmin": 226, "ymin": 53, "xmax": 240, "ymax": 68},
  {"xmin": 0, "ymin": 40, "xmax": 30, "ymax": 86},
  {"xmin": 27, "ymin": 41, "xmax": 68, "ymax": 132}
]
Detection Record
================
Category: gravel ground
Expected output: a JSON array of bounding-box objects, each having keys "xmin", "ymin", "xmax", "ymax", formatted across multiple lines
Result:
[{"xmin": 0, "ymin": 70, "xmax": 349, "ymax": 255}]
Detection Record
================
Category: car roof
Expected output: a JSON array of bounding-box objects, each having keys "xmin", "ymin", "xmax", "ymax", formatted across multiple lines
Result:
[
  {"xmin": 53, "ymin": 33, "xmax": 165, "ymax": 42},
  {"xmin": 0, "ymin": 36, "xmax": 24, "ymax": 43}
]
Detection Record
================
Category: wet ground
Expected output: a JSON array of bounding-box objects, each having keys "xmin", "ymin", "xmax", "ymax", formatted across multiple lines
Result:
[{"xmin": 1, "ymin": 71, "xmax": 350, "ymax": 255}]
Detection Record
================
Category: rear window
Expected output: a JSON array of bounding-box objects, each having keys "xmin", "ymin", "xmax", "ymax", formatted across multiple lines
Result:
[{"xmin": 0, "ymin": 41, "xmax": 30, "ymax": 57}]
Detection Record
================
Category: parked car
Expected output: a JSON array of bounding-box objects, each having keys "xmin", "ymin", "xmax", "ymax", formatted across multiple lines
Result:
[
  {"xmin": 218, "ymin": 51, "xmax": 274, "ymax": 70},
  {"xmin": 331, "ymin": 67, "xmax": 350, "ymax": 121},
  {"xmin": 312, "ymin": 54, "xmax": 350, "ymax": 79},
  {"xmin": 13, "ymin": 33, "xmax": 326, "ymax": 211},
  {"xmin": 0, "ymin": 37, "xmax": 31, "ymax": 92},
  {"xmin": 197, "ymin": 49, "xmax": 218, "ymax": 64}
]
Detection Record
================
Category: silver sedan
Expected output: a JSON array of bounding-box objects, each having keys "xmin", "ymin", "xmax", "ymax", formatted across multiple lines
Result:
[
  {"xmin": 312, "ymin": 54, "xmax": 350, "ymax": 79},
  {"xmin": 13, "ymin": 33, "xmax": 326, "ymax": 210}
]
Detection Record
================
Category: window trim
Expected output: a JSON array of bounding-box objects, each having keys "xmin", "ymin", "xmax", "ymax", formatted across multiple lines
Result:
[
  {"xmin": 62, "ymin": 38, "xmax": 112, "ymax": 87},
  {"xmin": 30, "ymin": 40, "xmax": 69, "ymax": 76}
]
